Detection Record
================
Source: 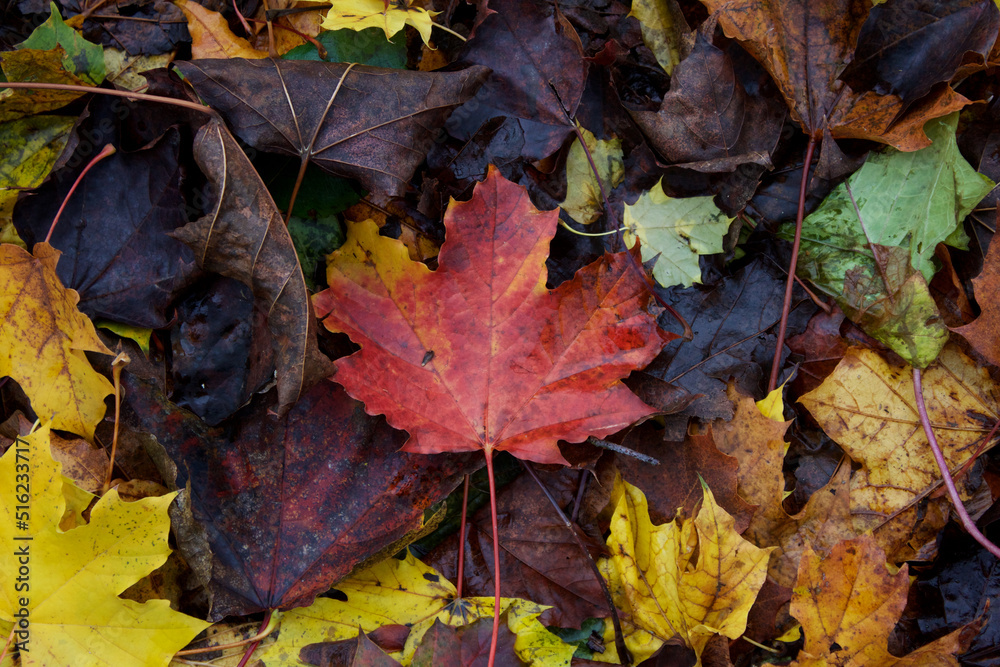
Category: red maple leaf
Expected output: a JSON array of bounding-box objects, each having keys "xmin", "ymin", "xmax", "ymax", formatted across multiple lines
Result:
[{"xmin": 313, "ymin": 167, "xmax": 673, "ymax": 465}]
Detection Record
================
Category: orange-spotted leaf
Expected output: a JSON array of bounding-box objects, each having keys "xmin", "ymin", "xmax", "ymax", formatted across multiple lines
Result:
[{"xmin": 313, "ymin": 167, "xmax": 673, "ymax": 464}]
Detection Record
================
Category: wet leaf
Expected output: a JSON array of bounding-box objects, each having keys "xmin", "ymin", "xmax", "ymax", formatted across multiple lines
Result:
[
  {"xmin": 314, "ymin": 167, "xmax": 672, "ymax": 464},
  {"xmin": 0, "ymin": 48, "xmax": 93, "ymax": 123},
  {"xmin": 18, "ymin": 2, "xmax": 105, "ymax": 85},
  {"xmin": 840, "ymin": 0, "xmax": 999, "ymax": 106},
  {"xmin": 630, "ymin": 33, "xmax": 785, "ymax": 173},
  {"xmin": 125, "ymin": 375, "xmax": 478, "ymax": 619},
  {"xmin": 321, "ymin": 0, "xmax": 436, "ymax": 46},
  {"xmin": 561, "ymin": 125, "xmax": 623, "ymax": 225},
  {"xmin": 79, "ymin": 0, "xmax": 188, "ymax": 56},
  {"xmin": 799, "ymin": 345, "xmax": 999, "ymax": 560},
  {"xmin": 623, "ymin": 180, "xmax": 734, "ymax": 289},
  {"xmin": 174, "ymin": 59, "xmax": 488, "ymax": 198},
  {"xmin": 14, "ymin": 127, "xmax": 199, "ymax": 329},
  {"xmin": 954, "ymin": 231, "xmax": 1000, "ymax": 367},
  {"xmin": 599, "ymin": 478, "xmax": 772, "ymax": 665},
  {"xmin": 789, "ymin": 535, "xmax": 969, "ymax": 667},
  {"xmin": 628, "ymin": 0, "xmax": 689, "ymax": 75},
  {"xmin": 445, "ymin": 0, "xmax": 588, "ymax": 160},
  {"xmin": 0, "ymin": 427, "xmax": 209, "ymax": 666},
  {"xmin": 788, "ymin": 113, "xmax": 993, "ymax": 367},
  {"xmin": 0, "ymin": 242, "xmax": 113, "ymax": 440},
  {"xmin": 172, "ymin": 117, "xmax": 332, "ymax": 413}
]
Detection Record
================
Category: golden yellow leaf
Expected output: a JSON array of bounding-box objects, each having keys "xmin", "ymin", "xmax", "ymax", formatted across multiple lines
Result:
[
  {"xmin": 259, "ymin": 551, "xmax": 574, "ymax": 666},
  {"xmin": 799, "ymin": 345, "xmax": 998, "ymax": 560},
  {"xmin": 598, "ymin": 478, "xmax": 772, "ymax": 666},
  {"xmin": 790, "ymin": 535, "xmax": 967, "ymax": 667},
  {"xmin": 0, "ymin": 243, "xmax": 113, "ymax": 440},
  {"xmin": 322, "ymin": 0, "xmax": 437, "ymax": 47},
  {"xmin": 175, "ymin": 0, "xmax": 269, "ymax": 60},
  {"xmin": 561, "ymin": 125, "xmax": 624, "ymax": 225},
  {"xmin": 0, "ymin": 427, "xmax": 209, "ymax": 666}
]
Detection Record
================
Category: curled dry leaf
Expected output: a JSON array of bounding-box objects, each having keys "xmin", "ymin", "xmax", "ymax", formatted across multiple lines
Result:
[
  {"xmin": 0, "ymin": 242, "xmax": 113, "ymax": 440},
  {"xmin": 173, "ymin": 58, "xmax": 489, "ymax": 198},
  {"xmin": 172, "ymin": 117, "xmax": 332, "ymax": 412},
  {"xmin": 314, "ymin": 167, "xmax": 673, "ymax": 465},
  {"xmin": 175, "ymin": 0, "xmax": 269, "ymax": 60},
  {"xmin": 954, "ymin": 228, "xmax": 1000, "ymax": 366},
  {"xmin": 799, "ymin": 345, "xmax": 999, "ymax": 561}
]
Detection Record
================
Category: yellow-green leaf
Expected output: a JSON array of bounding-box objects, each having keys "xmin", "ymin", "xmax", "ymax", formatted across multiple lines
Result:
[
  {"xmin": 624, "ymin": 179, "xmax": 734, "ymax": 288},
  {"xmin": 628, "ymin": 0, "xmax": 689, "ymax": 74},
  {"xmin": 561, "ymin": 126, "xmax": 623, "ymax": 225}
]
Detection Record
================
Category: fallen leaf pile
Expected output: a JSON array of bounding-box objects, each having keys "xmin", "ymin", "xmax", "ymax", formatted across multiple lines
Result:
[{"xmin": 2, "ymin": 0, "xmax": 1000, "ymax": 666}]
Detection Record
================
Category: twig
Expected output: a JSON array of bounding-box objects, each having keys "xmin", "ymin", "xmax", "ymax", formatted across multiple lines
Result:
[
  {"xmin": 912, "ymin": 367, "xmax": 1000, "ymax": 559},
  {"xmin": 768, "ymin": 137, "xmax": 817, "ymax": 392},
  {"xmin": 0, "ymin": 81, "xmax": 215, "ymax": 116},
  {"xmin": 46, "ymin": 144, "xmax": 116, "ymax": 244},
  {"xmin": 521, "ymin": 461, "xmax": 632, "ymax": 665},
  {"xmin": 588, "ymin": 437, "xmax": 659, "ymax": 465}
]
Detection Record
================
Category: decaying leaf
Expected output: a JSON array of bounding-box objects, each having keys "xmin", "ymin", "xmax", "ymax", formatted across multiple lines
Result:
[
  {"xmin": 125, "ymin": 375, "xmax": 478, "ymax": 619},
  {"xmin": 598, "ymin": 478, "xmax": 772, "ymax": 665},
  {"xmin": 630, "ymin": 33, "xmax": 785, "ymax": 173},
  {"xmin": 174, "ymin": 59, "xmax": 488, "ymax": 197},
  {"xmin": 789, "ymin": 114, "xmax": 993, "ymax": 367},
  {"xmin": 954, "ymin": 229, "xmax": 1000, "ymax": 366},
  {"xmin": 623, "ymin": 179, "xmax": 735, "ymax": 288},
  {"xmin": 789, "ymin": 535, "xmax": 969, "ymax": 666},
  {"xmin": 799, "ymin": 345, "xmax": 999, "ymax": 560},
  {"xmin": 172, "ymin": 117, "xmax": 332, "ymax": 413},
  {"xmin": 0, "ymin": 48, "xmax": 94, "ymax": 123},
  {"xmin": 561, "ymin": 125, "xmax": 623, "ymax": 225},
  {"xmin": 0, "ymin": 427, "xmax": 209, "ymax": 666},
  {"xmin": 315, "ymin": 167, "xmax": 672, "ymax": 465},
  {"xmin": 18, "ymin": 2, "xmax": 105, "ymax": 85},
  {"xmin": 628, "ymin": 0, "xmax": 690, "ymax": 74},
  {"xmin": 321, "ymin": 0, "xmax": 437, "ymax": 46},
  {"xmin": 0, "ymin": 243, "xmax": 113, "ymax": 440}
]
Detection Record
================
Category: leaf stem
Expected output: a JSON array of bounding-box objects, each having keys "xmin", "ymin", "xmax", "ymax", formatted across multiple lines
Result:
[
  {"xmin": 0, "ymin": 624, "xmax": 16, "ymax": 664},
  {"xmin": 521, "ymin": 461, "xmax": 633, "ymax": 665},
  {"xmin": 768, "ymin": 136, "xmax": 817, "ymax": 393},
  {"xmin": 455, "ymin": 473, "xmax": 470, "ymax": 599},
  {"xmin": 912, "ymin": 367, "xmax": 1000, "ymax": 559},
  {"xmin": 45, "ymin": 144, "xmax": 116, "ymax": 244},
  {"xmin": 175, "ymin": 612, "xmax": 278, "ymax": 657},
  {"xmin": 432, "ymin": 21, "xmax": 468, "ymax": 41},
  {"xmin": 0, "ymin": 82, "xmax": 215, "ymax": 116},
  {"xmin": 559, "ymin": 220, "xmax": 627, "ymax": 237},
  {"xmin": 485, "ymin": 450, "xmax": 501, "ymax": 667},
  {"xmin": 103, "ymin": 352, "xmax": 130, "ymax": 493}
]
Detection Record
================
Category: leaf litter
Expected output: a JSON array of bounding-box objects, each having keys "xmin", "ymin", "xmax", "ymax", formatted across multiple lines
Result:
[{"xmin": 0, "ymin": 2, "xmax": 999, "ymax": 667}]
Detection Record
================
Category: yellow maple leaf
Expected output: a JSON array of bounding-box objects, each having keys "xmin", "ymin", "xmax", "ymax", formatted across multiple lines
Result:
[
  {"xmin": 790, "ymin": 535, "xmax": 968, "ymax": 667},
  {"xmin": 259, "ymin": 550, "xmax": 574, "ymax": 666},
  {"xmin": 0, "ymin": 243, "xmax": 113, "ymax": 440},
  {"xmin": 596, "ymin": 477, "xmax": 772, "ymax": 665},
  {"xmin": 322, "ymin": 0, "xmax": 437, "ymax": 47},
  {"xmin": 0, "ymin": 427, "xmax": 209, "ymax": 666},
  {"xmin": 799, "ymin": 344, "xmax": 999, "ymax": 561}
]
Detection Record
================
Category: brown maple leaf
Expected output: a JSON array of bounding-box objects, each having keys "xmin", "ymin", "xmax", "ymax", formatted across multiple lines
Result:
[{"xmin": 313, "ymin": 166, "xmax": 673, "ymax": 465}]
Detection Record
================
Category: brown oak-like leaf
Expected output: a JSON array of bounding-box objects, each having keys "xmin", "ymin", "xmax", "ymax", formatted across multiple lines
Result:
[
  {"xmin": 954, "ymin": 229, "xmax": 1000, "ymax": 366},
  {"xmin": 172, "ymin": 117, "xmax": 331, "ymax": 413},
  {"xmin": 314, "ymin": 167, "xmax": 672, "ymax": 465},
  {"xmin": 173, "ymin": 59, "xmax": 488, "ymax": 197}
]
